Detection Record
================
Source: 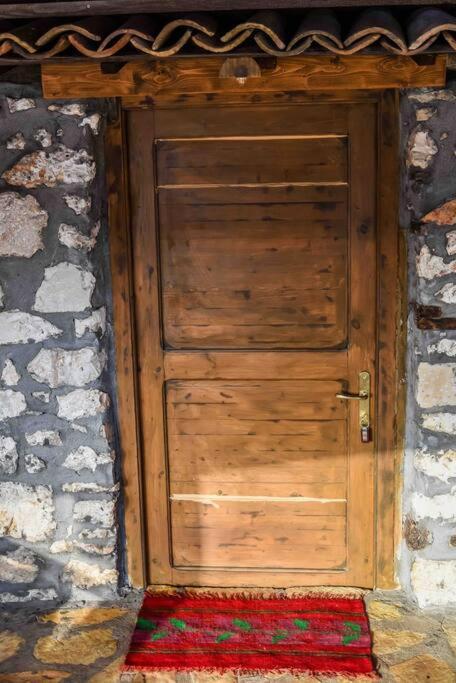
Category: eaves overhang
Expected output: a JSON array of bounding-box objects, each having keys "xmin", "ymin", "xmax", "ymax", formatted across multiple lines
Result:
[{"xmin": 0, "ymin": 3, "xmax": 456, "ymax": 62}]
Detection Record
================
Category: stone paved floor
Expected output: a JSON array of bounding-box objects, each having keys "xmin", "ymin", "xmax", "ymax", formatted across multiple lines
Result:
[{"xmin": 0, "ymin": 591, "xmax": 455, "ymax": 682}]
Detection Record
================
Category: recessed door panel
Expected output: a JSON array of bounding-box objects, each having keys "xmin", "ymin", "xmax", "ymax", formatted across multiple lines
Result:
[
  {"xmin": 156, "ymin": 136, "xmax": 347, "ymax": 186},
  {"xmin": 159, "ymin": 184, "xmax": 348, "ymax": 349}
]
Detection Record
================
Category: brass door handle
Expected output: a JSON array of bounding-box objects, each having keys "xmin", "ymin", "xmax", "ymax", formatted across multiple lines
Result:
[
  {"xmin": 336, "ymin": 371, "xmax": 371, "ymax": 443},
  {"xmin": 336, "ymin": 392, "xmax": 368, "ymax": 400}
]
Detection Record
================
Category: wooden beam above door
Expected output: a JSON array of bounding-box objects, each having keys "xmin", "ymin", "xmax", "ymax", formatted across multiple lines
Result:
[{"xmin": 41, "ymin": 54, "xmax": 447, "ymax": 100}]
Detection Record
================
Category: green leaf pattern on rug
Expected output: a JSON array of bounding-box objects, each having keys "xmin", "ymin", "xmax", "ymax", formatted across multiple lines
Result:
[
  {"xmin": 342, "ymin": 621, "xmax": 361, "ymax": 645},
  {"xmin": 272, "ymin": 629, "xmax": 289, "ymax": 644},
  {"xmin": 169, "ymin": 617, "xmax": 187, "ymax": 631},
  {"xmin": 232, "ymin": 618, "xmax": 252, "ymax": 632},
  {"xmin": 294, "ymin": 619, "xmax": 309, "ymax": 631},
  {"xmin": 138, "ymin": 611, "xmax": 362, "ymax": 648},
  {"xmin": 216, "ymin": 631, "xmax": 234, "ymax": 643},
  {"xmin": 137, "ymin": 617, "xmax": 157, "ymax": 630}
]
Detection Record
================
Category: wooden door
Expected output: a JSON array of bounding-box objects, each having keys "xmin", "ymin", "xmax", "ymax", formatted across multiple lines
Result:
[{"xmin": 128, "ymin": 99, "xmax": 377, "ymax": 588}]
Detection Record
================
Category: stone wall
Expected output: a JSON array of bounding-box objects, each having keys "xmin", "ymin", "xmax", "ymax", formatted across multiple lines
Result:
[
  {"xmin": 0, "ymin": 91, "xmax": 122, "ymax": 605},
  {"xmin": 402, "ymin": 86, "xmax": 456, "ymax": 607}
]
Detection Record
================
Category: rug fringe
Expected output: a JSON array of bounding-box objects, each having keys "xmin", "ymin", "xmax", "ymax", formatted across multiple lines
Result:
[
  {"xmin": 146, "ymin": 585, "xmax": 368, "ymax": 601},
  {"xmin": 121, "ymin": 663, "xmax": 379, "ymax": 680}
]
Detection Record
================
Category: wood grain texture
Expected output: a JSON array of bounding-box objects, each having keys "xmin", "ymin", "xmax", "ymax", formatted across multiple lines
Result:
[
  {"xmin": 105, "ymin": 113, "xmax": 145, "ymax": 588},
  {"xmin": 157, "ymin": 137, "xmax": 347, "ymax": 186},
  {"xmin": 164, "ymin": 350, "xmax": 348, "ymax": 380},
  {"xmin": 41, "ymin": 55, "xmax": 447, "ymax": 100},
  {"xmin": 376, "ymin": 90, "xmax": 402, "ymax": 589},
  {"xmin": 167, "ymin": 380, "xmax": 345, "ymax": 419},
  {"xmin": 345, "ymin": 102, "xmax": 376, "ymax": 587},
  {"xmin": 154, "ymin": 104, "xmax": 350, "ymax": 137},
  {"xmin": 159, "ymin": 182, "xmax": 348, "ymax": 349},
  {"xmin": 169, "ymin": 442, "xmax": 346, "ymax": 485},
  {"xmin": 166, "ymin": 380, "xmax": 348, "ymax": 519},
  {"xmin": 172, "ymin": 481, "xmax": 347, "ymax": 498},
  {"xmin": 127, "ymin": 109, "xmax": 171, "ymax": 584},
  {"xmin": 123, "ymin": 89, "xmax": 381, "ymax": 110},
  {"xmin": 166, "ymin": 375, "xmax": 349, "ymax": 567},
  {"xmin": 171, "ymin": 500, "xmax": 346, "ymax": 570}
]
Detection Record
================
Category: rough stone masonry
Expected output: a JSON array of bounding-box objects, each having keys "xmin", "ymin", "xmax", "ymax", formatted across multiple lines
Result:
[
  {"xmin": 0, "ymin": 90, "xmax": 121, "ymax": 605},
  {"xmin": 402, "ymin": 85, "xmax": 456, "ymax": 608}
]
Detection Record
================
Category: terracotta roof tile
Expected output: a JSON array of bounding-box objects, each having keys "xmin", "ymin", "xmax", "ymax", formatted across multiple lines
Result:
[{"xmin": 0, "ymin": 7, "xmax": 455, "ymax": 60}]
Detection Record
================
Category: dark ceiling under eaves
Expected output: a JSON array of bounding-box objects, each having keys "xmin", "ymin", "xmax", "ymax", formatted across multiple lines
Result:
[
  {"xmin": 0, "ymin": 4, "xmax": 455, "ymax": 62},
  {"xmin": 0, "ymin": 1, "xmax": 454, "ymax": 19}
]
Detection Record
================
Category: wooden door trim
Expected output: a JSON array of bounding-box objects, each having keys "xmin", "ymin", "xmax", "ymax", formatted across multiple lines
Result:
[
  {"xmin": 125, "ymin": 108, "xmax": 173, "ymax": 586},
  {"xmin": 109, "ymin": 88, "xmax": 402, "ymax": 589},
  {"xmin": 376, "ymin": 90, "xmax": 402, "ymax": 589},
  {"xmin": 105, "ymin": 112, "xmax": 145, "ymax": 587},
  {"xmin": 345, "ymin": 101, "xmax": 377, "ymax": 586}
]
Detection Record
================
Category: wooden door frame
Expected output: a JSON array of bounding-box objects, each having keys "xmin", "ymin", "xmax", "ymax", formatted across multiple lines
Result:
[{"xmin": 106, "ymin": 85, "xmax": 403, "ymax": 591}]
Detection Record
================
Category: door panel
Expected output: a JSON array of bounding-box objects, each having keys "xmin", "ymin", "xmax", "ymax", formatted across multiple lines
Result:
[
  {"xmin": 154, "ymin": 104, "xmax": 350, "ymax": 138},
  {"xmin": 171, "ymin": 501, "xmax": 346, "ymax": 570},
  {"xmin": 128, "ymin": 100, "xmax": 377, "ymax": 588},
  {"xmin": 159, "ymin": 185, "xmax": 347, "ymax": 349},
  {"xmin": 156, "ymin": 137, "xmax": 347, "ymax": 186}
]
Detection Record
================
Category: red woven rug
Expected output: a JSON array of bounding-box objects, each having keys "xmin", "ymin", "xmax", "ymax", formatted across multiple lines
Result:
[{"xmin": 123, "ymin": 591, "xmax": 376, "ymax": 676}]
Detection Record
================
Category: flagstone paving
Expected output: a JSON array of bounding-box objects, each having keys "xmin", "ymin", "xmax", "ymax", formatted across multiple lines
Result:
[{"xmin": 0, "ymin": 592, "xmax": 455, "ymax": 682}]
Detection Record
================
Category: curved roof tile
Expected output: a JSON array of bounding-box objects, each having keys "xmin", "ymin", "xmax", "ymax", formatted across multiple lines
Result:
[{"xmin": 0, "ymin": 8, "xmax": 455, "ymax": 60}]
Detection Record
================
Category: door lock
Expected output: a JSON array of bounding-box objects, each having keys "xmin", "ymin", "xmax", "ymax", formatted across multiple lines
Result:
[{"xmin": 336, "ymin": 371, "xmax": 371, "ymax": 443}]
